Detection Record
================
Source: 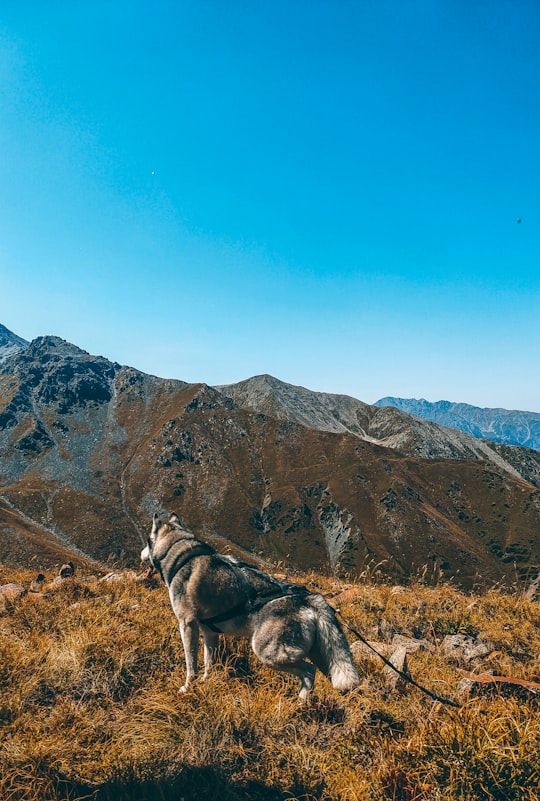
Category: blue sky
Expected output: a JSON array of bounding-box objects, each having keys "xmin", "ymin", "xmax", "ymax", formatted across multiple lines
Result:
[{"xmin": 1, "ymin": 1, "xmax": 539, "ymax": 410}]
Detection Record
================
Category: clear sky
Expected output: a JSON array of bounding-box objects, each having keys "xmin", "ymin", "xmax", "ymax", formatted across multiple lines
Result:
[{"xmin": 1, "ymin": 1, "xmax": 539, "ymax": 411}]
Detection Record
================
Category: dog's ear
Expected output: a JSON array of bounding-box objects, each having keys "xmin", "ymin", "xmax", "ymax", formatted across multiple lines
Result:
[
  {"xmin": 151, "ymin": 513, "xmax": 160, "ymax": 535},
  {"xmin": 169, "ymin": 512, "xmax": 183, "ymax": 527}
]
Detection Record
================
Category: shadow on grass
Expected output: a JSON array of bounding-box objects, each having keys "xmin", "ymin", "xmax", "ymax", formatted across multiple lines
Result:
[{"xmin": 38, "ymin": 765, "xmax": 324, "ymax": 801}]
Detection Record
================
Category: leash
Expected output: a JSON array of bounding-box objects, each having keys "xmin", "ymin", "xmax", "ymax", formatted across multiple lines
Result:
[{"xmin": 336, "ymin": 610, "xmax": 462, "ymax": 709}]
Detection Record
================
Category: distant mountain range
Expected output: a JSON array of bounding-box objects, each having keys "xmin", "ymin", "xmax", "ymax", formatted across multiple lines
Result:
[
  {"xmin": 1, "ymin": 325, "xmax": 539, "ymax": 588},
  {"xmin": 375, "ymin": 397, "xmax": 540, "ymax": 452}
]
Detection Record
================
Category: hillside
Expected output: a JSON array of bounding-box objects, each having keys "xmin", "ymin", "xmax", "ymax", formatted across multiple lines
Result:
[
  {"xmin": 1, "ymin": 566, "xmax": 539, "ymax": 801},
  {"xmin": 376, "ymin": 396, "xmax": 540, "ymax": 452},
  {"xmin": 0, "ymin": 330, "xmax": 539, "ymax": 588},
  {"xmin": 219, "ymin": 375, "xmax": 540, "ymax": 486}
]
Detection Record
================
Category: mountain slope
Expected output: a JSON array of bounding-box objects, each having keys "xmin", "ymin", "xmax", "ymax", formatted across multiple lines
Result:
[
  {"xmin": 217, "ymin": 374, "xmax": 374, "ymax": 437},
  {"xmin": 0, "ymin": 324, "xmax": 29, "ymax": 363},
  {"xmin": 0, "ymin": 497, "xmax": 100, "ymax": 569},
  {"xmin": 1, "ymin": 336, "xmax": 539, "ymax": 587},
  {"xmin": 375, "ymin": 396, "xmax": 540, "ymax": 452},
  {"xmin": 219, "ymin": 375, "xmax": 540, "ymax": 487}
]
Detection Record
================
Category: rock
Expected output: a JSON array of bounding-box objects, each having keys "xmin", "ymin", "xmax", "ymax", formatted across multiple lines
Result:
[
  {"xmin": 524, "ymin": 574, "xmax": 540, "ymax": 601},
  {"xmin": 59, "ymin": 562, "xmax": 75, "ymax": 578},
  {"xmin": 382, "ymin": 646, "xmax": 410, "ymax": 689},
  {"xmin": 352, "ymin": 635, "xmax": 434, "ymax": 659},
  {"xmin": 440, "ymin": 634, "xmax": 495, "ymax": 663},
  {"xmin": 100, "ymin": 571, "xmax": 138, "ymax": 583},
  {"xmin": 0, "ymin": 583, "xmax": 26, "ymax": 611},
  {"xmin": 0, "ymin": 583, "xmax": 26, "ymax": 599},
  {"xmin": 351, "ymin": 640, "xmax": 394, "ymax": 660},
  {"xmin": 465, "ymin": 638, "xmax": 493, "ymax": 661},
  {"xmin": 391, "ymin": 634, "xmax": 435, "ymax": 653},
  {"xmin": 29, "ymin": 573, "xmax": 46, "ymax": 592},
  {"xmin": 49, "ymin": 576, "xmax": 73, "ymax": 588},
  {"xmin": 457, "ymin": 677, "xmax": 476, "ymax": 696},
  {"xmin": 350, "ymin": 640, "xmax": 411, "ymax": 690}
]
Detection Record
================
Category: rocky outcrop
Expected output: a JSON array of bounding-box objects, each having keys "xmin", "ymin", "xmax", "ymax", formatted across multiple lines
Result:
[{"xmin": 0, "ymin": 324, "xmax": 29, "ymax": 363}]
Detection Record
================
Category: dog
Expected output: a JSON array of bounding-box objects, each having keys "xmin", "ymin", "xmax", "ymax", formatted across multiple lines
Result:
[{"xmin": 141, "ymin": 513, "xmax": 359, "ymax": 700}]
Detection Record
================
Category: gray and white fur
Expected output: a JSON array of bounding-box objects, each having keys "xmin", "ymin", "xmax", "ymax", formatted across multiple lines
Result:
[{"xmin": 141, "ymin": 513, "xmax": 359, "ymax": 701}]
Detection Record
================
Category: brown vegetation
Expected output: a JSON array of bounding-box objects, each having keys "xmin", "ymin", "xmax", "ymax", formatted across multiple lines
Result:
[{"xmin": 1, "ymin": 565, "xmax": 539, "ymax": 801}]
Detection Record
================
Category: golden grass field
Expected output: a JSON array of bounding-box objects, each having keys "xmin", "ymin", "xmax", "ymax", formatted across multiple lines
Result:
[{"xmin": 1, "ymin": 564, "xmax": 539, "ymax": 801}]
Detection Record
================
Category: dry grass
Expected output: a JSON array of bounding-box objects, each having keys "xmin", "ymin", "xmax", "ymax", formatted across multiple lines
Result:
[{"xmin": 1, "ymin": 566, "xmax": 539, "ymax": 801}]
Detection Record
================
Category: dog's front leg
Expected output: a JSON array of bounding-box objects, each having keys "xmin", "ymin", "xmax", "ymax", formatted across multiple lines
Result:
[
  {"xmin": 202, "ymin": 630, "xmax": 219, "ymax": 681},
  {"xmin": 178, "ymin": 618, "xmax": 199, "ymax": 692}
]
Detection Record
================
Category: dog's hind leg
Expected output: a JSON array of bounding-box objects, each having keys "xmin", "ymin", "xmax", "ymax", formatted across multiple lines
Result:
[
  {"xmin": 178, "ymin": 618, "xmax": 200, "ymax": 692},
  {"xmin": 252, "ymin": 636, "xmax": 317, "ymax": 701},
  {"xmin": 257, "ymin": 655, "xmax": 316, "ymax": 701},
  {"xmin": 202, "ymin": 630, "xmax": 219, "ymax": 681},
  {"xmin": 281, "ymin": 661, "xmax": 316, "ymax": 702}
]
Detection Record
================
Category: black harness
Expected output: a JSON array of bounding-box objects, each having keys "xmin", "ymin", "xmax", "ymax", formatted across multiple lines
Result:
[
  {"xmin": 167, "ymin": 543, "xmax": 215, "ymax": 581},
  {"xmin": 200, "ymin": 600, "xmax": 253, "ymax": 632},
  {"xmin": 148, "ymin": 540, "xmax": 214, "ymax": 585},
  {"xmin": 201, "ymin": 581, "xmax": 310, "ymax": 633}
]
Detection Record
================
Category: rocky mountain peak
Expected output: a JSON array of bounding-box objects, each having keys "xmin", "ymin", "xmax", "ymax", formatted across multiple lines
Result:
[
  {"xmin": 217, "ymin": 374, "xmax": 374, "ymax": 437},
  {"xmin": 0, "ymin": 324, "xmax": 29, "ymax": 363},
  {"xmin": 219, "ymin": 373, "xmax": 290, "ymax": 399},
  {"xmin": 0, "ymin": 331, "xmax": 121, "ymax": 424},
  {"xmin": 25, "ymin": 335, "xmax": 95, "ymax": 360}
]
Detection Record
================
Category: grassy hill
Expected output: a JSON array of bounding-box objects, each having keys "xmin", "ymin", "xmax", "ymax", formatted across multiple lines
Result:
[{"xmin": 1, "ymin": 565, "xmax": 539, "ymax": 801}]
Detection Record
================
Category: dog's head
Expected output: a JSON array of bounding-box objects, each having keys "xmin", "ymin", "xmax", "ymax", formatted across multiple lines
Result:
[{"xmin": 141, "ymin": 512, "xmax": 188, "ymax": 567}]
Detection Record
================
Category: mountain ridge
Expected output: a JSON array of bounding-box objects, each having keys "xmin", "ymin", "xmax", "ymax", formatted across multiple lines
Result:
[
  {"xmin": 375, "ymin": 396, "xmax": 540, "ymax": 452},
  {"xmin": 218, "ymin": 375, "xmax": 538, "ymax": 485},
  {"xmin": 1, "ymin": 325, "xmax": 539, "ymax": 588},
  {"xmin": 0, "ymin": 323, "xmax": 29, "ymax": 363}
]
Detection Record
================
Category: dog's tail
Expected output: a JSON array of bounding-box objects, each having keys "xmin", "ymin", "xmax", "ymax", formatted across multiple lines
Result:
[{"xmin": 308, "ymin": 594, "xmax": 359, "ymax": 692}]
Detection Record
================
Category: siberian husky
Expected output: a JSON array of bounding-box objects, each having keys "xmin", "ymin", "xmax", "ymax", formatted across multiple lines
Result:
[{"xmin": 141, "ymin": 513, "xmax": 359, "ymax": 700}]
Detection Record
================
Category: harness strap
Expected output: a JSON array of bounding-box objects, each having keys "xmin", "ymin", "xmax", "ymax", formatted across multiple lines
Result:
[
  {"xmin": 161, "ymin": 542, "xmax": 215, "ymax": 584},
  {"xmin": 200, "ymin": 600, "xmax": 251, "ymax": 632},
  {"xmin": 201, "ymin": 582, "xmax": 308, "ymax": 632}
]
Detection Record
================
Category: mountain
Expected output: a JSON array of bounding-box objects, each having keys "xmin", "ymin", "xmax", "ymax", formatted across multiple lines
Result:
[
  {"xmin": 0, "ymin": 324, "xmax": 29, "ymax": 363},
  {"xmin": 1, "ymin": 331, "xmax": 539, "ymax": 588},
  {"xmin": 375, "ymin": 397, "xmax": 540, "ymax": 452},
  {"xmin": 219, "ymin": 375, "xmax": 540, "ymax": 487},
  {"xmin": 217, "ymin": 374, "xmax": 374, "ymax": 438}
]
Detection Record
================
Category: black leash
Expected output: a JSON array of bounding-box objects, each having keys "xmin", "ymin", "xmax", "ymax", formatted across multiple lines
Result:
[{"xmin": 337, "ymin": 611, "xmax": 462, "ymax": 709}]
